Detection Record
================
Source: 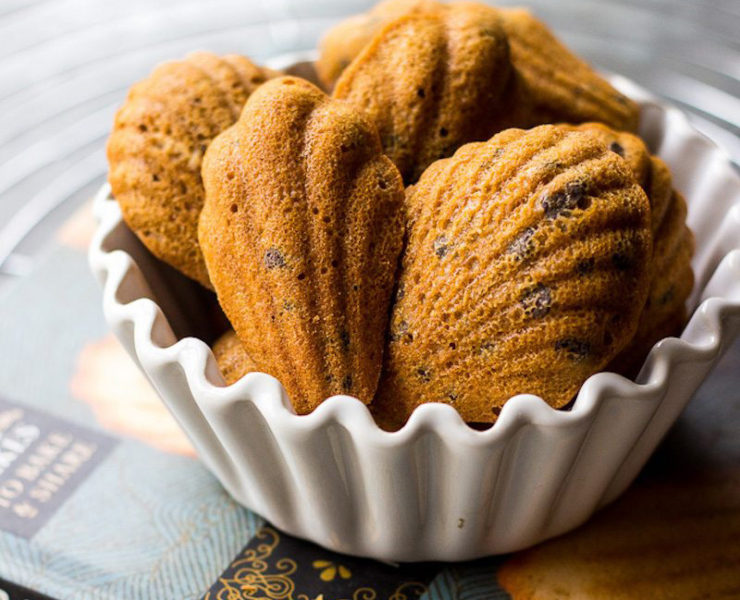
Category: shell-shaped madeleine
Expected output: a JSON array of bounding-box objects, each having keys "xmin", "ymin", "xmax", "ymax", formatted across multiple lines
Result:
[
  {"xmin": 317, "ymin": 0, "xmax": 443, "ymax": 90},
  {"xmin": 616, "ymin": 186, "xmax": 694, "ymax": 374},
  {"xmin": 570, "ymin": 124, "xmax": 695, "ymax": 376},
  {"xmin": 498, "ymin": 9, "xmax": 640, "ymax": 132},
  {"xmin": 373, "ymin": 125, "xmax": 652, "ymax": 427},
  {"xmin": 212, "ymin": 329, "xmax": 258, "ymax": 385},
  {"xmin": 199, "ymin": 77, "xmax": 406, "ymax": 413},
  {"xmin": 333, "ymin": 2, "xmax": 522, "ymax": 183},
  {"xmin": 615, "ymin": 171, "xmax": 694, "ymax": 375},
  {"xmin": 107, "ymin": 52, "xmax": 278, "ymax": 288}
]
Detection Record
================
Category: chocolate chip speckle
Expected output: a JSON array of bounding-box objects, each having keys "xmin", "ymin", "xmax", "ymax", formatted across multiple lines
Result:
[
  {"xmin": 609, "ymin": 141, "xmax": 625, "ymax": 157},
  {"xmin": 416, "ymin": 367, "xmax": 432, "ymax": 383},
  {"xmin": 389, "ymin": 319, "xmax": 409, "ymax": 343},
  {"xmin": 341, "ymin": 374, "xmax": 353, "ymax": 391},
  {"xmin": 264, "ymin": 248, "xmax": 285, "ymax": 269},
  {"xmin": 433, "ymin": 235, "xmax": 449, "ymax": 258},
  {"xmin": 555, "ymin": 338, "xmax": 591, "ymax": 361},
  {"xmin": 541, "ymin": 181, "xmax": 589, "ymax": 219},
  {"xmin": 576, "ymin": 257, "xmax": 595, "ymax": 275},
  {"xmin": 339, "ymin": 329, "xmax": 350, "ymax": 351},
  {"xmin": 507, "ymin": 227, "xmax": 536, "ymax": 260},
  {"xmin": 478, "ymin": 341, "xmax": 495, "ymax": 355},
  {"xmin": 520, "ymin": 283, "xmax": 552, "ymax": 318}
]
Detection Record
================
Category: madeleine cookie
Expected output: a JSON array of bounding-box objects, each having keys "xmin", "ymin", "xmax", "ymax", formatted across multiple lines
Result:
[
  {"xmin": 212, "ymin": 329, "xmax": 258, "ymax": 385},
  {"xmin": 498, "ymin": 474, "xmax": 740, "ymax": 599},
  {"xmin": 572, "ymin": 123, "xmax": 694, "ymax": 375},
  {"xmin": 499, "ymin": 8, "xmax": 640, "ymax": 131},
  {"xmin": 373, "ymin": 125, "xmax": 652, "ymax": 426},
  {"xmin": 107, "ymin": 52, "xmax": 278, "ymax": 287},
  {"xmin": 615, "ymin": 185, "xmax": 694, "ymax": 375},
  {"xmin": 199, "ymin": 77, "xmax": 405, "ymax": 413},
  {"xmin": 333, "ymin": 2, "xmax": 524, "ymax": 183}
]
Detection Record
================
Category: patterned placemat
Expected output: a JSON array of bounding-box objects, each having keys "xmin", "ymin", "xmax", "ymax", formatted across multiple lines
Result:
[{"xmin": 0, "ymin": 204, "xmax": 738, "ymax": 599}]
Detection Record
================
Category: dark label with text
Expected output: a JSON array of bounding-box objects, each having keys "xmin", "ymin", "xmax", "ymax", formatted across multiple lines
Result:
[{"xmin": 0, "ymin": 397, "xmax": 117, "ymax": 538}]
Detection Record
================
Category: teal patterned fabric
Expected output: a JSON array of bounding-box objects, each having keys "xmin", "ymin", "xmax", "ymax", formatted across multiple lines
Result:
[{"xmin": 425, "ymin": 562, "xmax": 511, "ymax": 600}]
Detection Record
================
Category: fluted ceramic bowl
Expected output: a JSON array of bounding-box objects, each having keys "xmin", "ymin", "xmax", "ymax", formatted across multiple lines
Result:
[{"xmin": 89, "ymin": 53, "xmax": 740, "ymax": 562}]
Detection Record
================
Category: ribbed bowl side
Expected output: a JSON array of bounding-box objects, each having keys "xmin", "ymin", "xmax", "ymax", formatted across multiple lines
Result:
[{"xmin": 545, "ymin": 386, "xmax": 665, "ymax": 538}]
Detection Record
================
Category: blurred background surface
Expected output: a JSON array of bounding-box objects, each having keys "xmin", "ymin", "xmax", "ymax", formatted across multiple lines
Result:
[{"xmin": 0, "ymin": 0, "xmax": 738, "ymax": 290}]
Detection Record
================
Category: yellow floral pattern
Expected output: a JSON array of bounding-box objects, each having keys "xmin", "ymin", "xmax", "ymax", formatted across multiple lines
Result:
[{"xmin": 312, "ymin": 560, "xmax": 352, "ymax": 582}]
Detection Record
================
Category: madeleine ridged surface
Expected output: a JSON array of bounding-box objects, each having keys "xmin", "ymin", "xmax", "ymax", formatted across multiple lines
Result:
[
  {"xmin": 107, "ymin": 52, "xmax": 277, "ymax": 287},
  {"xmin": 212, "ymin": 329, "xmax": 258, "ymax": 385},
  {"xmin": 571, "ymin": 124, "xmax": 695, "ymax": 375},
  {"xmin": 373, "ymin": 125, "xmax": 652, "ymax": 426},
  {"xmin": 499, "ymin": 8, "xmax": 640, "ymax": 132},
  {"xmin": 570, "ymin": 124, "xmax": 652, "ymax": 198},
  {"xmin": 199, "ymin": 77, "xmax": 406, "ymax": 413},
  {"xmin": 333, "ymin": 3, "xmax": 522, "ymax": 183},
  {"xmin": 623, "ymin": 187, "xmax": 694, "ymax": 367},
  {"xmin": 317, "ymin": 0, "xmax": 442, "ymax": 90}
]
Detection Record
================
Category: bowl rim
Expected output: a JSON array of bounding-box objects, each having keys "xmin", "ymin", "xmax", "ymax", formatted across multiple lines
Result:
[{"xmin": 90, "ymin": 58, "xmax": 740, "ymax": 449}]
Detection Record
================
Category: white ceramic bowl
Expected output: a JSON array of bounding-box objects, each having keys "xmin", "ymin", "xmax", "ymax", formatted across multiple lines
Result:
[{"xmin": 89, "ymin": 57, "xmax": 740, "ymax": 562}]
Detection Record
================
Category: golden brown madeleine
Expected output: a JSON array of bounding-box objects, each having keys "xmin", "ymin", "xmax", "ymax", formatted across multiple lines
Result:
[
  {"xmin": 498, "ymin": 474, "xmax": 740, "ymax": 599},
  {"xmin": 613, "ymin": 185, "xmax": 695, "ymax": 375},
  {"xmin": 317, "ymin": 0, "xmax": 442, "ymax": 90},
  {"xmin": 333, "ymin": 3, "xmax": 523, "ymax": 183},
  {"xmin": 571, "ymin": 124, "xmax": 695, "ymax": 375},
  {"xmin": 373, "ymin": 125, "xmax": 652, "ymax": 426},
  {"xmin": 498, "ymin": 8, "xmax": 640, "ymax": 132},
  {"xmin": 212, "ymin": 329, "xmax": 258, "ymax": 385},
  {"xmin": 107, "ymin": 52, "xmax": 277, "ymax": 288},
  {"xmin": 199, "ymin": 77, "xmax": 405, "ymax": 413}
]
